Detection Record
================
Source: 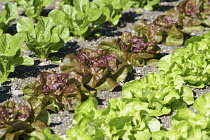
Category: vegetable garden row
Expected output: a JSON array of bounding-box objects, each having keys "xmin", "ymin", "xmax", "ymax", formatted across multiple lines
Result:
[{"xmin": 1, "ymin": 0, "xmax": 210, "ymax": 139}]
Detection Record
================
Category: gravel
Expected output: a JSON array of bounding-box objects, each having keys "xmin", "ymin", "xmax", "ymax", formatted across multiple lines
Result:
[{"xmin": 1, "ymin": 0, "xmax": 210, "ymax": 138}]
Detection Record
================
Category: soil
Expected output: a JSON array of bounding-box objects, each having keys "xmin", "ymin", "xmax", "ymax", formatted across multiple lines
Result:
[{"xmin": 1, "ymin": 0, "xmax": 210, "ymax": 138}]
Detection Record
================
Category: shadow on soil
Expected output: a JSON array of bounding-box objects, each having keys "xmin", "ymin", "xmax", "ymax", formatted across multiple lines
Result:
[
  {"xmin": 0, "ymin": 85, "xmax": 12, "ymax": 103},
  {"xmin": 153, "ymin": 5, "xmax": 174, "ymax": 12},
  {"xmin": 49, "ymin": 41, "xmax": 80, "ymax": 59},
  {"xmin": 96, "ymin": 97, "xmax": 106, "ymax": 106},
  {"xmin": 9, "ymin": 60, "xmax": 59, "ymax": 79}
]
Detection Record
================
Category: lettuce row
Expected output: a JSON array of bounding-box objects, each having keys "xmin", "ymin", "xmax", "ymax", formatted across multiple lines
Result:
[
  {"xmin": 65, "ymin": 86, "xmax": 210, "ymax": 140},
  {"xmin": 159, "ymin": 31, "xmax": 210, "ymax": 88},
  {"xmin": 1, "ymin": 0, "xmax": 54, "ymax": 19},
  {"xmin": 98, "ymin": 32, "xmax": 160, "ymax": 66},
  {"xmin": 0, "ymin": 100, "xmax": 50, "ymax": 140},
  {"xmin": 1, "ymin": 0, "xmax": 160, "ymax": 22},
  {"xmin": 0, "ymin": 33, "xmax": 34, "ymax": 84},
  {"xmin": 0, "ymin": 3, "xmax": 18, "ymax": 34},
  {"xmin": 91, "ymin": 0, "xmax": 138, "ymax": 25},
  {"xmin": 134, "ymin": 0, "xmax": 210, "ymax": 46},
  {"xmin": 48, "ymin": 0, "xmax": 160, "ymax": 39},
  {"xmin": 65, "ymin": 83, "xmax": 210, "ymax": 140},
  {"xmin": 66, "ymin": 97, "xmax": 163, "ymax": 140},
  {"xmin": 17, "ymin": 17, "xmax": 69, "ymax": 60},
  {"xmin": 22, "ymin": 71, "xmax": 94, "ymax": 112},
  {"xmin": 60, "ymin": 48, "xmax": 133, "ymax": 91},
  {"xmin": 48, "ymin": 1, "xmax": 110, "ymax": 39},
  {"xmin": 122, "ymin": 71, "xmax": 194, "ymax": 116},
  {"xmin": 152, "ymin": 93, "xmax": 210, "ymax": 139},
  {"xmin": 48, "ymin": 0, "xmax": 131, "ymax": 39}
]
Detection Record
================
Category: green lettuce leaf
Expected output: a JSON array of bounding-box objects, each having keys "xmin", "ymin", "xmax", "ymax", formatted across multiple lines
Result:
[
  {"xmin": 17, "ymin": 17, "xmax": 69, "ymax": 60},
  {"xmin": 67, "ymin": 97, "xmax": 162, "ymax": 140},
  {"xmin": 29, "ymin": 127, "xmax": 62, "ymax": 140},
  {"xmin": 0, "ymin": 3, "xmax": 18, "ymax": 32},
  {"xmin": 49, "ymin": 3, "xmax": 108, "ymax": 39},
  {"xmin": 153, "ymin": 93, "xmax": 210, "ymax": 139},
  {"xmin": 193, "ymin": 93, "xmax": 210, "ymax": 116},
  {"xmin": 122, "ymin": 71, "xmax": 194, "ymax": 116},
  {"xmin": 158, "ymin": 31, "xmax": 210, "ymax": 88},
  {"xmin": 2, "ymin": 0, "xmax": 53, "ymax": 19},
  {"xmin": 0, "ymin": 33, "xmax": 34, "ymax": 83}
]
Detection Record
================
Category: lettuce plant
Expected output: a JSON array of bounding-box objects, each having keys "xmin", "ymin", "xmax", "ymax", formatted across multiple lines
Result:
[
  {"xmin": 0, "ymin": 100, "xmax": 49, "ymax": 140},
  {"xmin": 134, "ymin": 18, "xmax": 184, "ymax": 46},
  {"xmin": 134, "ymin": 0, "xmax": 210, "ymax": 46},
  {"xmin": 49, "ymin": 0, "xmax": 111, "ymax": 39},
  {"xmin": 17, "ymin": 17, "xmax": 69, "ymax": 60},
  {"xmin": 176, "ymin": 0, "xmax": 210, "ymax": 29},
  {"xmin": 122, "ymin": 71, "xmax": 194, "ymax": 116},
  {"xmin": 201, "ymin": 0, "xmax": 210, "ymax": 26},
  {"xmin": 66, "ymin": 97, "xmax": 162, "ymax": 140},
  {"xmin": 60, "ymin": 48, "xmax": 132, "ymax": 91},
  {"xmin": 130, "ymin": 0, "xmax": 160, "ymax": 11},
  {"xmin": 0, "ymin": 33, "xmax": 34, "ymax": 84},
  {"xmin": 165, "ymin": 0, "xmax": 206, "ymax": 33},
  {"xmin": 1, "ymin": 0, "xmax": 54, "ymax": 19},
  {"xmin": 92, "ymin": 0, "xmax": 135, "ymax": 25},
  {"xmin": 98, "ymin": 32, "xmax": 160, "ymax": 66},
  {"xmin": 29, "ymin": 128, "xmax": 62, "ymax": 140},
  {"xmin": 49, "ymin": 0, "xmax": 160, "ymax": 39},
  {"xmin": 0, "ymin": 3, "xmax": 18, "ymax": 33},
  {"xmin": 152, "ymin": 93, "xmax": 210, "ymax": 139},
  {"xmin": 158, "ymin": 31, "xmax": 210, "ymax": 88},
  {"xmin": 23, "ymin": 71, "xmax": 93, "ymax": 112}
]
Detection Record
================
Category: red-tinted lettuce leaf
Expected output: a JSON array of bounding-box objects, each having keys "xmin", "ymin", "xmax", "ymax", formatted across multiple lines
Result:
[
  {"xmin": 23, "ymin": 71, "xmax": 93, "ymax": 111},
  {"xmin": 4, "ymin": 122, "xmax": 33, "ymax": 140},
  {"xmin": 76, "ymin": 48, "xmax": 120, "ymax": 72},
  {"xmin": 167, "ymin": 2, "xmax": 204, "ymax": 31},
  {"xmin": 60, "ymin": 54, "xmax": 92, "ymax": 84},
  {"xmin": 16, "ymin": 100, "xmax": 32, "ymax": 122},
  {"xmin": 34, "ymin": 72, "xmax": 70, "ymax": 93},
  {"xmin": 59, "ymin": 54, "xmax": 78, "ymax": 72},
  {"xmin": 99, "ymin": 32, "xmax": 160, "ymax": 66},
  {"xmin": 201, "ymin": 1, "xmax": 210, "ymax": 26},
  {"xmin": 153, "ymin": 15, "xmax": 177, "ymax": 28},
  {"xmin": 60, "ymin": 48, "xmax": 132, "ymax": 90},
  {"xmin": 78, "ymin": 48, "xmax": 132, "ymax": 87},
  {"xmin": 0, "ymin": 101, "xmax": 32, "ymax": 128},
  {"xmin": 0, "ymin": 101, "xmax": 48, "ymax": 140},
  {"xmin": 134, "ymin": 19, "xmax": 163, "ymax": 43},
  {"xmin": 134, "ymin": 0, "xmax": 209, "ymax": 46},
  {"xmin": 177, "ymin": 0, "xmax": 201, "ymax": 17}
]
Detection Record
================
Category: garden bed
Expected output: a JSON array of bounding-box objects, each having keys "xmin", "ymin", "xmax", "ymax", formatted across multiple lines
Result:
[{"xmin": 1, "ymin": 0, "xmax": 210, "ymax": 138}]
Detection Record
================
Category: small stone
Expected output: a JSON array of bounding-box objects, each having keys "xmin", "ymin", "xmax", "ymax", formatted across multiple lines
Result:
[
  {"xmin": 135, "ymin": 76, "xmax": 141, "ymax": 80},
  {"xmin": 11, "ymin": 90, "xmax": 23, "ymax": 97},
  {"xmin": 60, "ymin": 135, "xmax": 67, "ymax": 138},
  {"xmin": 136, "ymin": 69, "xmax": 142, "ymax": 74}
]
